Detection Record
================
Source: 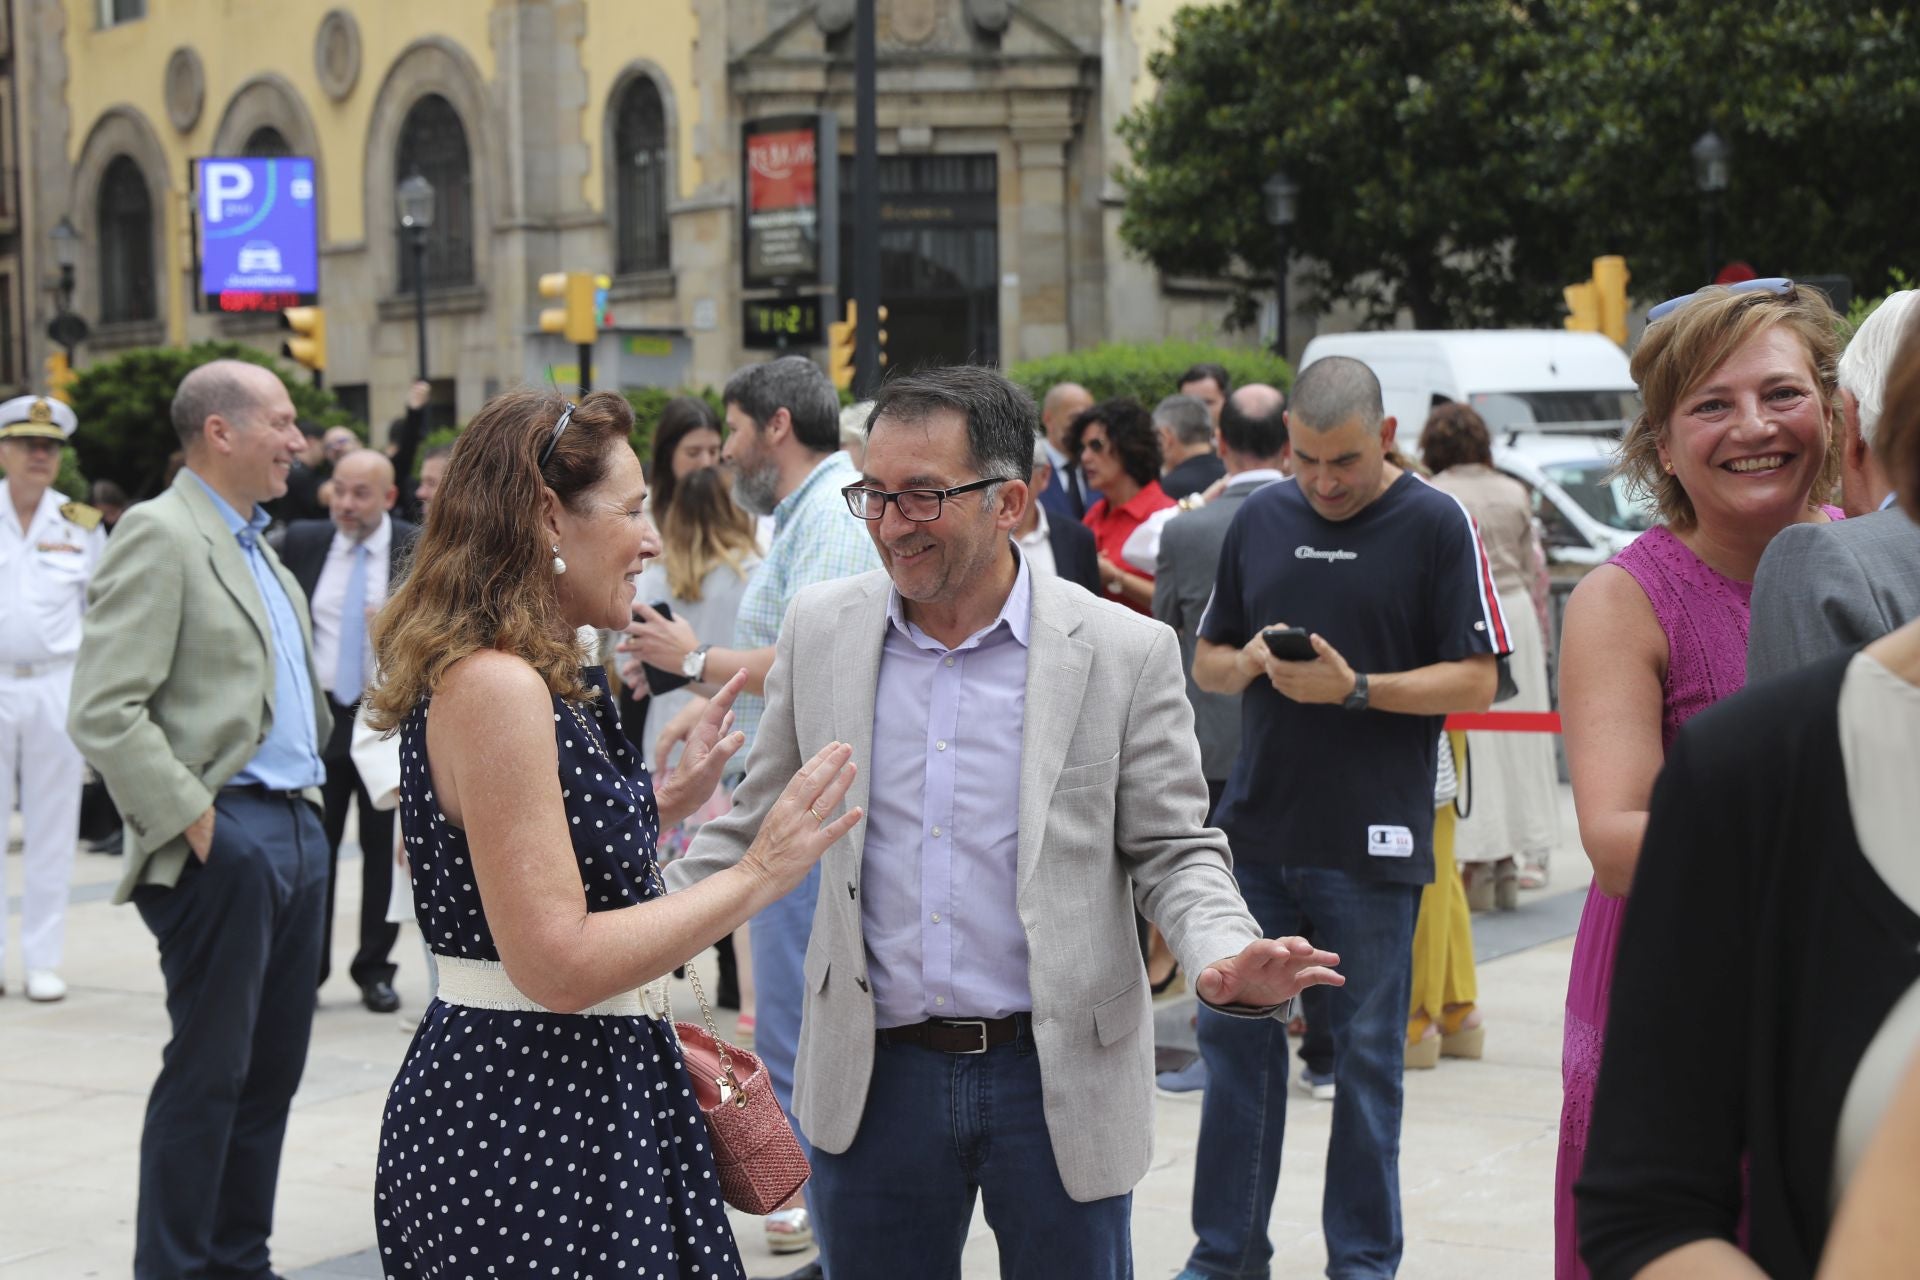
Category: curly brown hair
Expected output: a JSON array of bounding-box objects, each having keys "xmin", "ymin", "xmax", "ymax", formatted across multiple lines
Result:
[
  {"xmin": 364, "ymin": 388, "xmax": 635, "ymax": 730},
  {"xmin": 1067, "ymin": 397, "xmax": 1162, "ymax": 488},
  {"xmin": 1419, "ymin": 402, "xmax": 1494, "ymax": 474},
  {"xmin": 1877, "ymin": 305, "xmax": 1920, "ymax": 523},
  {"xmin": 1619, "ymin": 285, "xmax": 1844, "ymax": 529}
]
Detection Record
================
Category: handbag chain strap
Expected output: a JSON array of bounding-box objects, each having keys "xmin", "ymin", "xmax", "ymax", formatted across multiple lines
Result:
[{"xmin": 560, "ymin": 694, "xmax": 747, "ymax": 1107}]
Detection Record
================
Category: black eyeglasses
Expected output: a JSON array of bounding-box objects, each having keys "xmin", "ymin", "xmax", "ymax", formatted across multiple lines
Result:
[
  {"xmin": 1080, "ymin": 436, "xmax": 1109, "ymax": 455},
  {"xmin": 842, "ymin": 477, "xmax": 1008, "ymax": 522},
  {"xmin": 538, "ymin": 402, "xmax": 577, "ymax": 468}
]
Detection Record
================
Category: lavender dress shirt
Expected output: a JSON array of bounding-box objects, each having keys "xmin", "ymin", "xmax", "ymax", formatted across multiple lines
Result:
[{"xmin": 862, "ymin": 548, "xmax": 1035, "ymax": 1028}]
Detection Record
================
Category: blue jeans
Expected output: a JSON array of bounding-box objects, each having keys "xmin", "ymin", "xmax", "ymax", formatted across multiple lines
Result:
[
  {"xmin": 811, "ymin": 1026, "xmax": 1133, "ymax": 1280},
  {"xmin": 1185, "ymin": 864, "xmax": 1421, "ymax": 1280}
]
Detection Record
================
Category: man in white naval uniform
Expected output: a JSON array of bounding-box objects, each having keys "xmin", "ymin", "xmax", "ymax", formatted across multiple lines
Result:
[{"xmin": 0, "ymin": 395, "xmax": 105, "ymax": 1001}]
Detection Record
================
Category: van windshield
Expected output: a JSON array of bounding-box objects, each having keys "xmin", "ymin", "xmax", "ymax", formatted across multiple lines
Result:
[
  {"xmin": 1471, "ymin": 390, "xmax": 1638, "ymax": 434},
  {"xmin": 1541, "ymin": 458, "xmax": 1656, "ymax": 533}
]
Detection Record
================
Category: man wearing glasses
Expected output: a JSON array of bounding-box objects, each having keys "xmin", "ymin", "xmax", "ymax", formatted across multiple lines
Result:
[{"xmin": 667, "ymin": 364, "xmax": 1343, "ymax": 1280}]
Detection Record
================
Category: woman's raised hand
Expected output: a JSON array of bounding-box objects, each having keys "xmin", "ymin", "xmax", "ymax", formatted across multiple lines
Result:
[
  {"xmin": 654, "ymin": 671, "xmax": 747, "ymax": 828},
  {"xmin": 741, "ymin": 741, "xmax": 862, "ymax": 894}
]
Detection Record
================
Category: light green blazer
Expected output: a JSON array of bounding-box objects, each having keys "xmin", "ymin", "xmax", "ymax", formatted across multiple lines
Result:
[{"xmin": 68, "ymin": 469, "xmax": 332, "ymax": 904}]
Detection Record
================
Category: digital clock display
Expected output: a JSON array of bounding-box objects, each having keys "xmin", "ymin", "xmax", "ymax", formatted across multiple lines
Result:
[{"xmin": 742, "ymin": 298, "xmax": 825, "ymax": 348}]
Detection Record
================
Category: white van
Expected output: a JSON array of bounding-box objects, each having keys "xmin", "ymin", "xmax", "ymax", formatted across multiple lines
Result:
[{"xmin": 1296, "ymin": 329, "xmax": 1638, "ymax": 440}]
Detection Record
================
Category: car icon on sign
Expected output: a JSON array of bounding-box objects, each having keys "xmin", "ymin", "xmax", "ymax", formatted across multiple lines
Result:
[{"xmin": 237, "ymin": 242, "xmax": 283, "ymax": 274}]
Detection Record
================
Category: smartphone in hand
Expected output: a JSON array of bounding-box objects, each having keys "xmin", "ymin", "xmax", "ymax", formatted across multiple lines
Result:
[
  {"xmin": 639, "ymin": 600, "xmax": 695, "ymax": 695},
  {"xmin": 1261, "ymin": 626, "xmax": 1318, "ymax": 662}
]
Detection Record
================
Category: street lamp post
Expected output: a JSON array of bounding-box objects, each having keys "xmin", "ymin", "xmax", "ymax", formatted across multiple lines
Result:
[
  {"xmin": 46, "ymin": 216, "xmax": 89, "ymax": 363},
  {"xmin": 1262, "ymin": 168, "xmax": 1300, "ymax": 359},
  {"xmin": 1691, "ymin": 130, "xmax": 1731, "ymax": 285},
  {"xmin": 396, "ymin": 173, "xmax": 435, "ymax": 384}
]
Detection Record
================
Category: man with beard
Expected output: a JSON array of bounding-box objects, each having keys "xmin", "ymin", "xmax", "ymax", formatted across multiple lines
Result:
[{"xmin": 618, "ymin": 353, "xmax": 878, "ymax": 1273}]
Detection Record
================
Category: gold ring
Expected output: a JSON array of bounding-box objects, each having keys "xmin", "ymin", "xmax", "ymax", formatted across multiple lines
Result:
[{"xmin": 807, "ymin": 804, "xmax": 824, "ymax": 822}]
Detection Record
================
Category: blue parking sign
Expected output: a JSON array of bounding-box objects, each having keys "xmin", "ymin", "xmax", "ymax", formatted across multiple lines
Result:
[{"xmin": 196, "ymin": 157, "xmax": 319, "ymax": 309}]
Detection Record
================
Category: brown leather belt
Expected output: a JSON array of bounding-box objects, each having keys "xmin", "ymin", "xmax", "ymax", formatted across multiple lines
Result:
[{"xmin": 876, "ymin": 1013, "xmax": 1030, "ymax": 1055}]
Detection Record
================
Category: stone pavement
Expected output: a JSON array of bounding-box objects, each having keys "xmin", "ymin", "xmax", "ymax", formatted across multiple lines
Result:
[{"xmin": 2, "ymin": 791, "xmax": 1583, "ymax": 1279}]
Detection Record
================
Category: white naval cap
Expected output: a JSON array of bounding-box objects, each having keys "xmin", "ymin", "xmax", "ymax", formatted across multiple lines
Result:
[{"xmin": 0, "ymin": 395, "xmax": 78, "ymax": 443}]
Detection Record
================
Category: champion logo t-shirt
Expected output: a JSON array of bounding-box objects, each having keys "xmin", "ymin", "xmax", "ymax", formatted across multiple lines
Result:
[{"xmin": 1198, "ymin": 471, "xmax": 1509, "ymax": 883}]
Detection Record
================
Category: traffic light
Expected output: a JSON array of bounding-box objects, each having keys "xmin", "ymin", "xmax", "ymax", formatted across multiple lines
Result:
[
  {"xmin": 44, "ymin": 352, "xmax": 76, "ymax": 403},
  {"xmin": 1591, "ymin": 255, "xmax": 1630, "ymax": 346},
  {"xmin": 281, "ymin": 306, "xmax": 327, "ymax": 375},
  {"xmin": 1564, "ymin": 256, "xmax": 1630, "ymax": 346},
  {"xmin": 876, "ymin": 304, "xmax": 889, "ymax": 369},
  {"xmin": 828, "ymin": 300, "xmax": 856, "ymax": 390},
  {"xmin": 539, "ymin": 271, "xmax": 598, "ymax": 345}
]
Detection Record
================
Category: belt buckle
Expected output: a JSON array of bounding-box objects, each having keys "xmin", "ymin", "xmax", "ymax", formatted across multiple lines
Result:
[{"xmin": 945, "ymin": 1018, "xmax": 990, "ymax": 1054}]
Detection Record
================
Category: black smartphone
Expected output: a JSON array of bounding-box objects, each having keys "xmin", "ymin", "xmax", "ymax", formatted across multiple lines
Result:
[
  {"xmin": 1262, "ymin": 626, "xmax": 1318, "ymax": 662},
  {"xmin": 638, "ymin": 600, "xmax": 695, "ymax": 695}
]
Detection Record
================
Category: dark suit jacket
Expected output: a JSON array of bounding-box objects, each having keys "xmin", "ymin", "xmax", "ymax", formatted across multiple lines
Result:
[
  {"xmin": 1748, "ymin": 508, "xmax": 1920, "ymax": 681},
  {"xmin": 1045, "ymin": 511, "xmax": 1101, "ymax": 595},
  {"xmin": 1162, "ymin": 451, "xmax": 1226, "ymax": 501},
  {"xmin": 1152, "ymin": 473, "xmax": 1275, "ymax": 781},
  {"xmin": 281, "ymin": 515, "xmax": 419, "ymax": 755},
  {"xmin": 1038, "ymin": 459, "xmax": 1088, "ymax": 521}
]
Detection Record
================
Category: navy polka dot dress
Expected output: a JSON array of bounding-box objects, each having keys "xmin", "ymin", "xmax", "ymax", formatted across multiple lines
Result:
[{"xmin": 374, "ymin": 670, "xmax": 745, "ymax": 1279}]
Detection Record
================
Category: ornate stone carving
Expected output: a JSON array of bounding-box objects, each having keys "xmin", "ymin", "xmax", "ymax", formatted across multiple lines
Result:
[
  {"xmin": 164, "ymin": 47, "xmax": 204, "ymax": 133},
  {"xmin": 890, "ymin": 0, "xmax": 938, "ymax": 45},
  {"xmin": 814, "ymin": 0, "xmax": 854, "ymax": 37},
  {"xmin": 965, "ymin": 0, "xmax": 1011, "ymax": 34},
  {"xmin": 315, "ymin": 9, "xmax": 362, "ymax": 102}
]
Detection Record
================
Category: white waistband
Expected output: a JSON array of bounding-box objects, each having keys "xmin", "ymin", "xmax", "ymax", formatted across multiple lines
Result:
[{"xmin": 432, "ymin": 955, "xmax": 657, "ymax": 1018}]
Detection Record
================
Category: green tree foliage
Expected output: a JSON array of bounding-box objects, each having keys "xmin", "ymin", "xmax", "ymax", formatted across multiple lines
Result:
[
  {"xmin": 1007, "ymin": 340, "xmax": 1292, "ymax": 407},
  {"xmin": 1120, "ymin": 0, "xmax": 1920, "ymax": 329},
  {"xmin": 66, "ymin": 342, "xmax": 357, "ymax": 500}
]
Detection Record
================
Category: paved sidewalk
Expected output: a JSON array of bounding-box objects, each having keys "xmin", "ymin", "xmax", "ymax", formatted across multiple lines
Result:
[{"xmin": 2, "ymin": 798, "xmax": 1581, "ymax": 1279}]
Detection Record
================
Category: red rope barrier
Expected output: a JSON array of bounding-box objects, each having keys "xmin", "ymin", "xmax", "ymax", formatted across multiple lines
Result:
[{"xmin": 1444, "ymin": 710, "xmax": 1563, "ymax": 734}]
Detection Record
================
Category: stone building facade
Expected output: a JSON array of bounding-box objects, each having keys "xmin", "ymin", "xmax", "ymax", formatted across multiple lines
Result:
[{"xmin": 11, "ymin": 0, "xmax": 1250, "ymax": 428}]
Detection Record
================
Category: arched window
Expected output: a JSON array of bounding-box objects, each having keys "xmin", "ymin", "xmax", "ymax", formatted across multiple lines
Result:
[
  {"xmin": 613, "ymin": 76, "xmax": 670, "ymax": 274},
  {"xmin": 394, "ymin": 93, "xmax": 474, "ymax": 290},
  {"xmin": 97, "ymin": 155, "xmax": 156, "ymax": 323},
  {"xmin": 243, "ymin": 126, "xmax": 291, "ymax": 158}
]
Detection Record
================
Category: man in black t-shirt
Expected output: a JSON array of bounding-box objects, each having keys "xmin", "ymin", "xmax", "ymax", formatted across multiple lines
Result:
[{"xmin": 1176, "ymin": 356, "xmax": 1507, "ymax": 1280}]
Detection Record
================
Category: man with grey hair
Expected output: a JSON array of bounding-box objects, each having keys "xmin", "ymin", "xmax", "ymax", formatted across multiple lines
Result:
[
  {"xmin": 1156, "ymin": 392, "xmax": 1227, "ymax": 500},
  {"xmin": 1013, "ymin": 435, "xmax": 1101, "ymax": 592},
  {"xmin": 668, "ymin": 363, "xmax": 1341, "ymax": 1280},
  {"xmin": 1177, "ymin": 354, "xmax": 1507, "ymax": 1280},
  {"xmin": 1750, "ymin": 292, "xmax": 1920, "ymax": 679},
  {"xmin": 70, "ymin": 358, "xmax": 332, "ymax": 1279},
  {"xmin": 618, "ymin": 352, "xmax": 878, "ymax": 1266}
]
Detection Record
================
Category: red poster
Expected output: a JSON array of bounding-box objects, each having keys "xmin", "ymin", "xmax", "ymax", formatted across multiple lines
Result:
[{"xmin": 748, "ymin": 130, "xmax": 818, "ymax": 212}]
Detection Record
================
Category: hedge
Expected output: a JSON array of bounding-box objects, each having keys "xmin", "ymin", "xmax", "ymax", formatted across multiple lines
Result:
[{"xmin": 1006, "ymin": 340, "xmax": 1293, "ymax": 408}]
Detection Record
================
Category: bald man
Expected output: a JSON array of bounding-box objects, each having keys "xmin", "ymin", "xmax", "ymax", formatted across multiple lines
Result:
[
  {"xmin": 1037, "ymin": 380, "xmax": 1094, "ymax": 520},
  {"xmin": 281, "ymin": 447, "xmax": 419, "ymax": 1012}
]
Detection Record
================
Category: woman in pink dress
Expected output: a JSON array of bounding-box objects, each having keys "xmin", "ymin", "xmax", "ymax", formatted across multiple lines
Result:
[{"xmin": 1554, "ymin": 280, "xmax": 1848, "ymax": 1276}]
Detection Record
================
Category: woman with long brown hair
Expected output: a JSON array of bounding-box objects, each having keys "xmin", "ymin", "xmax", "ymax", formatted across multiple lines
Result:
[{"xmin": 365, "ymin": 387, "xmax": 862, "ymax": 1275}]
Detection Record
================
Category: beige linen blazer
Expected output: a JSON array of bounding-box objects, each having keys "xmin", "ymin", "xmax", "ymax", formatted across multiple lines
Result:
[
  {"xmin": 68, "ymin": 470, "xmax": 331, "ymax": 904},
  {"xmin": 666, "ymin": 566, "xmax": 1268, "ymax": 1202}
]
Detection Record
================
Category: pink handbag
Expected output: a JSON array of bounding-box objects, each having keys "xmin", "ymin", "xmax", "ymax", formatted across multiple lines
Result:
[{"xmin": 668, "ymin": 965, "xmax": 810, "ymax": 1214}]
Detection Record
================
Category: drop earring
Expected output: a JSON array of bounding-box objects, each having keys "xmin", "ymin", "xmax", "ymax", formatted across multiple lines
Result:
[{"xmin": 551, "ymin": 545, "xmax": 567, "ymax": 575}]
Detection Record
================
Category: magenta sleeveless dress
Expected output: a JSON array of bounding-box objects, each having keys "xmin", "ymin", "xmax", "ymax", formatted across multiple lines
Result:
[{"xmin": 1552, "ymin": 524, "xmax": 1769, "ymax": 1277}]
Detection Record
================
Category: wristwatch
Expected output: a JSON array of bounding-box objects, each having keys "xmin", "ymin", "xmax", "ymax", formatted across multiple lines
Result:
[
  {"xmin": 1341, "ymin": 671, "xmax": 1370, "ymax": 712},
  {"xmin": 681, "ymin": 644, "xmax": 712, "ymax": 681}
]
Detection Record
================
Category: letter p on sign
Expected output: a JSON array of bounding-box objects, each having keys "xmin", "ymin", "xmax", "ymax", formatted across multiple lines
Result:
[{"xmin": 204, "ymin": 163, "xmax": 253, "ymax": 222}]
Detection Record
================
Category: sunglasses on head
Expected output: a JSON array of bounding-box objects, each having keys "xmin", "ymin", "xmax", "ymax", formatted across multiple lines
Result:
[{"xmin": 1646, "ymin": 277, "xmax": 1795, "ymax": 324}]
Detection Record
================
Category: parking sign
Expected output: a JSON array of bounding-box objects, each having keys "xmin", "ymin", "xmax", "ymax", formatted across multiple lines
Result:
[{"xmin": 196, "ymin": 157, "xmax": 319, "ymax": 311}]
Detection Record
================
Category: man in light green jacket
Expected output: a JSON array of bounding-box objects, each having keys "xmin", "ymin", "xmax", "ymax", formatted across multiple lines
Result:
[{"xmin": 69, "ymin": 359, "xmax": 333, "ymax": 1280}]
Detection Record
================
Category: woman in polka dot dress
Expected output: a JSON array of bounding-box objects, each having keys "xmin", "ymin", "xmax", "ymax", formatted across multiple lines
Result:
[{"xmin": 363, "ymin": 389, "xmax": 863, "ymax": 1278}]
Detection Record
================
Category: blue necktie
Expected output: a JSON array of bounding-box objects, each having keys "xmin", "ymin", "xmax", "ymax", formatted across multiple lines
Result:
[{"xmin": 335, "ymin": 543, "xmax": 369, "ymax": 704}]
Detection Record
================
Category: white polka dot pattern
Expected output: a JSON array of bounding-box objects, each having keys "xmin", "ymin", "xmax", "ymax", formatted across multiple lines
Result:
[{"xmin": 373, "ymin": 672, "xmax": 744, "ymax": 1277}]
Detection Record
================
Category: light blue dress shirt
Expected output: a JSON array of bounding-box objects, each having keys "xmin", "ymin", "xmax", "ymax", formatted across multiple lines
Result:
[
  {"xmin": 861, "ymin": 547, "xmax": 1034, "ymax": 1027},
  {"xmin": 186, "ymin": 471, "xmax": 326, "ymax": 790}
]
